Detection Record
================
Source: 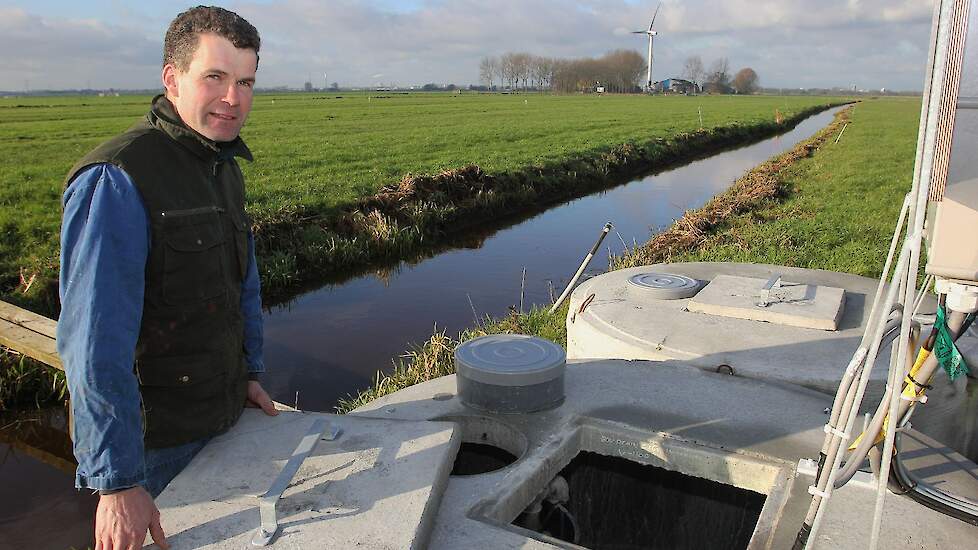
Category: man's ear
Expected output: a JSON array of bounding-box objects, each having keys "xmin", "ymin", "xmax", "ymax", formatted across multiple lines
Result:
[{"xmin": 162, "ymin": 64, "xmax": 180, "ymax": 98}]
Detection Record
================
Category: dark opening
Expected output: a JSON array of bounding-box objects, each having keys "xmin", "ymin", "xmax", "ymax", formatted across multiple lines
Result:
[
  {"xmin": 514, "ymin": 451, "xmax": 765, "ymax": 550},
  {"xmin": 451, "ymin": 442, "xmax": 518, "ymax": 476}
]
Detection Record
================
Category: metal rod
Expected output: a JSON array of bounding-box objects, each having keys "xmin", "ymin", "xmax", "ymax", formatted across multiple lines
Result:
[
  {"xmin": 834, "ymin": 122, "xmax": 848, "ymax": 144},
  {"xmin": 549, "ymin": 222, "xmax": 612, "ymax": 314},
  {"xmin": 252, "ymin": 418, "xmax": 341, "ymax": 546}
]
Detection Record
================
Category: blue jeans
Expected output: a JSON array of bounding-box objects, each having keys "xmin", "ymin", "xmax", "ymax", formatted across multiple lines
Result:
[{"xmin": 143, "ymin": 437, "xmax": 210, "ymax": 498}]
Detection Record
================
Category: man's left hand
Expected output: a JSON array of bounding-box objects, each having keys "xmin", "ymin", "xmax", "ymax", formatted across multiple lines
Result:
[{"xmin": 246, "ymin": 381, "xmax": 279, "ymax": 416}]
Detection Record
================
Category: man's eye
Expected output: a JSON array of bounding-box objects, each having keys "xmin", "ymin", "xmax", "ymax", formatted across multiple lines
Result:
[
  {"xmin": 206, "ymin": 74, "xmax": 220, "ymax": 80},
  {"xmin": 239, "ymin": 81, "xmax": 253, "ymax": 88}
]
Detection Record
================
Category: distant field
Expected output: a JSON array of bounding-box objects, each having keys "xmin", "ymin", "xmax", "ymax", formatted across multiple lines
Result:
[{"xmin": 0, "ymin": 92, "xmax": 839, "ymax": 300}]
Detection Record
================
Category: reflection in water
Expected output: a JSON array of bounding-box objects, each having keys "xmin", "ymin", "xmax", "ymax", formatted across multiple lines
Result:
[{"xmin": 0, "ymin": 409, "xmax": 98, "ymax": 549}]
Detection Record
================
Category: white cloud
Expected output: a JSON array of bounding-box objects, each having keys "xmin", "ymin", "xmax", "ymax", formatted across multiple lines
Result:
[
  {"xmin": 0, "ymin": 8, "xmax": 161, "ymax": 90},
  {"xmin": 0, "ymin": 0, "xmax": 937, "ymax": 91}
]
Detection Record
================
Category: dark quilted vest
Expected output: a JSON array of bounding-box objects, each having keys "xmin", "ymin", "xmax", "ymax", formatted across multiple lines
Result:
[{"xmin": 65, "ymin": 95, "xmax": 253, "ymax": 448}]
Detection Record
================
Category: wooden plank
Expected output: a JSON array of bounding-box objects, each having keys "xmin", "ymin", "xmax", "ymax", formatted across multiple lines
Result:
[
  {"xmin": 0, "ymin": 300, "xmax": 58, "ymax": 339},
  {"xmin": 0, "ymin": 317, "xmax": 62, "ymax": 371}
]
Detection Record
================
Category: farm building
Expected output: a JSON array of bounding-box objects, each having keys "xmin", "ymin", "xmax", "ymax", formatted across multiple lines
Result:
[{"xmin": 656, "ymin": 78, "xmax": 700, "ymax": 94}]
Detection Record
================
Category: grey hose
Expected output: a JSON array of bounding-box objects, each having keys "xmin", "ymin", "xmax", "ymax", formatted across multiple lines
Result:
[{"xmin": 834, "ymin": 309, "xmax": 967, "ymax": 488}]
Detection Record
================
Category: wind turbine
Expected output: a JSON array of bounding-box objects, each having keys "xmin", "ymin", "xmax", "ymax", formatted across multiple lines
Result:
[{"xmin": 632, "ymin": 4, "xmax": 661, "ymax": 93}]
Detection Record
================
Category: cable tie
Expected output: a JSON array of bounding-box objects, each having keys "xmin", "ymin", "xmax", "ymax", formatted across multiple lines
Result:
[
  {"xmin": 906, "ymin": 372, "xmax": 932, "ymax": 390},
  {"xmin": 808, "ymin": 485, "xmax": 830, "ymax": 499},
  {"xmin": 823, "ymin": 424, "xmax": 849, "ymax": 440}
]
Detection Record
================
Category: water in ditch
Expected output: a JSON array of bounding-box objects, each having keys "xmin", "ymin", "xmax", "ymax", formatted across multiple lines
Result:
[{"xmin": 1, "ymin": 106, "xmax": 846, "ymax": 548}]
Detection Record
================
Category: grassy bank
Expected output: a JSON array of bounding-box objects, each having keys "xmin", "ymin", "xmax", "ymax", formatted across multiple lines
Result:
[
  {"xmin": 1, "ymin": 93, "xmax": 841, "ymax": 313},
  {"xmin": 0, "ymin": 349, "xmax": 67, "ymax": 410},
  {"xmin": 337, "ymin": 97, "xmax": 921, "ymax": 412}
]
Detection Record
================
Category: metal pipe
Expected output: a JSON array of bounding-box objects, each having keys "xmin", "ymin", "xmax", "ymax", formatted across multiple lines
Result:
[{"xmin": 549, "ymin": 222, "xmax": 612, "ymax": 314}]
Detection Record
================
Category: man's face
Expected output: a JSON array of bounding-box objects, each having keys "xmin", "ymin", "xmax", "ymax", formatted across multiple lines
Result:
[{"xmin": 162, "ymin": 33, "xmax": 257, "ymax": 142}]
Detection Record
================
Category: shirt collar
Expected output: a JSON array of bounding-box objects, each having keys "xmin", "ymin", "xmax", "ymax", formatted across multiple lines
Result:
[{"xmin": 148, "ymin": 94, "xmax": 253, "ymax": 163}]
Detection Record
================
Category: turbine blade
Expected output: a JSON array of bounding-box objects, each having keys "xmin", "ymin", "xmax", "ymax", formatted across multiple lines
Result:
[
  {"xmin": 649, "ymin": 3, "xmax": 661, "ymax": 29},
  {"xmin": 631, "ymin": 30, "xmax": 646, "ymax": 33}
]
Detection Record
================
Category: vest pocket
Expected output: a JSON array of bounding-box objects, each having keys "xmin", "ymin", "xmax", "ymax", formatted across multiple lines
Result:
[
  {"xmin": 161, "ymin": 208, "xmax": 227, "ymax": 305},
  {"xmin": 136, "ymin": 353, "xmax": 228, "ymax": 447}
]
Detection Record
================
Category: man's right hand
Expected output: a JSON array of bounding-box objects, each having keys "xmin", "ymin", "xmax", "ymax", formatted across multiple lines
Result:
[{"xmin": 95, "ymin": 486, "xmax": 169, "ymax": 550}]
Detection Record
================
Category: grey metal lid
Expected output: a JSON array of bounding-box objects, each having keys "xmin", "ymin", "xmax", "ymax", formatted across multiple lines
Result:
[
  {"xmin": 455, "ymin": 334, "xmax": 566, "ymax": 386},
  {"xmin": 627, "ymin": 272, "xmax": 701, "ymax": 300}
]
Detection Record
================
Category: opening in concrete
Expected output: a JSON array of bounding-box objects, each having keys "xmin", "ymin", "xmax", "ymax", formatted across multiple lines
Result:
[
  {"xmin": 435, "ymin": 415, "xmax": 527, "ymax": 476},
  {"xmin": 513, "ymin": 451, "xmax": 765, "ymax": 549}
]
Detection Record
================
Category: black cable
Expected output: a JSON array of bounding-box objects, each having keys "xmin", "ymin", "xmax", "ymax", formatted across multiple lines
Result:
[{"xmin": 890, "ymin": 431, "xmax": 978, "ymax": 526}]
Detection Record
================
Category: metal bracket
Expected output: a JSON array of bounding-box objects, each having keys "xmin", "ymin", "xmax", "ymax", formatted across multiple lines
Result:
[
  {"xmin": 252, "ymin": 418, "xmax": 342, "ymax": 546},
  {"xmin": 756, "ymin": 274, "xmax": 783, "ymax": 307}
]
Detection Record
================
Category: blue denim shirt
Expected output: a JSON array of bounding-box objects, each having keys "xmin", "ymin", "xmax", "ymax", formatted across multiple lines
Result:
[{"xmin": 57, "ymin": 163, "xmax": 265, "ymax": 491}]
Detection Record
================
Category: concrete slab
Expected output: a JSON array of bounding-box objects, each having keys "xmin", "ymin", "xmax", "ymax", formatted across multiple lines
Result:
[
  {"xmin": 565, "ymin": 262, "xmax": 976, "ymax": 458},
  {"xmin": 686, "ymin": 274, "xmax": 845, "ymax": 331},
  {"xmin": 148, "ymin": 410, "xmax": 458, "ymax": 549},
  {"xmin": 352, "ymin": 360, "xmax": 978, "ymax": 549},
  {"xmin": 147, "ymin": 359, "xmax": 978, "ymax": 548}
]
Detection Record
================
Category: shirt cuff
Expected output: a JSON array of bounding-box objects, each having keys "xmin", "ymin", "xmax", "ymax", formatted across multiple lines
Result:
[
  {"xmin": 76, "ymin": 471, "xmax": 146, "ymax": 492},
  {"xmin": 247, "ymin": 356, "xmax": 265, "ymax": 374},
  {"xmin": 98, "ymin": 485, "xmax": 138, "ymax": 496},
  {"xmin": 248, "ymin": 371, "xmax": 261, "ymax": 381}
]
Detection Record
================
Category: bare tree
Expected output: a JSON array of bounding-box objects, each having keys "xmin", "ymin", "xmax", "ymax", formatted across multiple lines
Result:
[
  {"xmin": 534, "ymin": 56, "xmax": 557, "ymax": 89},
  {"xmin": 511, "ymin": 52, "xmax": 532, "ymax": 90},
  {"xmin": 479, "ymin": 56, "xmax": 497, "ymax": 90},
  {"xmin": 731, "ymin": 67, "xmax": 759, "ymax": 94},
  {"xmin": 704, "ymin": 57, "xmax": 731, "ymax": 93},
  {"xmin": 603, "ymin": 49, "xmax": 645, "ymax": 93},
  {"xmin": 682, "ymin": 55, "xmax": 705, "ymax": 88},
  {"xmin": 499, "ymin": 52, "xmax": 519, "ymax": 89}
]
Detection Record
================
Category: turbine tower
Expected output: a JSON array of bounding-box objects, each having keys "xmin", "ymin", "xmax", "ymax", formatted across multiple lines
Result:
[{"xmin": 632, "ymin": 4, "xmax": 661, "ymax": 93}]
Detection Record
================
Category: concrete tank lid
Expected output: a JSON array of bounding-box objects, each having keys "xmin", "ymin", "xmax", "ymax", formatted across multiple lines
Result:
[
  {"xmin": 455, "ymin": 334, "xmax": 565, "ymax": 386},
  {"xmin": 627, "ymin": 272, "xmax": 702, "ymax": 299}
]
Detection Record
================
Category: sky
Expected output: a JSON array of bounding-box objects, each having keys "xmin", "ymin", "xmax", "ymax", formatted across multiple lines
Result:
[{"xmin": 0, "ymin": 0, "xmax": 937, "ymax": 92}]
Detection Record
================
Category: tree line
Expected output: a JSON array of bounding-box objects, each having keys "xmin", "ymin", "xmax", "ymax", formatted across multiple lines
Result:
[
  {"xmin": 479, "ymin": 50, "xmax": 647, "ymax": 93},
  {"xmin": 681, "ymin": 55, "xmax": 759, "ymax": 94},
  {"xmin": 477, "ymin": 51, "xmax": 760, "ymax": 95}
]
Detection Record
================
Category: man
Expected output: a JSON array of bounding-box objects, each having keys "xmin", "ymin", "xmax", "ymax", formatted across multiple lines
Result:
[{"xmin": 57, "ymin": 7, "xmax": 277, "ymax": 549}]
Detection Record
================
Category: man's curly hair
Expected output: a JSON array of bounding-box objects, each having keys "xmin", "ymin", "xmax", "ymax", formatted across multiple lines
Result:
[{"xmin": 163, "ymin": 6, "xmax": 260, "ymax": 71}]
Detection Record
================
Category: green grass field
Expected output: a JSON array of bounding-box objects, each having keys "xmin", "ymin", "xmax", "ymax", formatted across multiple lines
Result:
[
  {"xmin": 0, "ymin": 92, "xmax": 839, "ymax": 306},
  {"xmin": 628, "ymin": 97, "xmax": 920, "ymax": 277},
  {"xmin": 337, "ymin": 96, "xmax": 923, "ymax": 411}
]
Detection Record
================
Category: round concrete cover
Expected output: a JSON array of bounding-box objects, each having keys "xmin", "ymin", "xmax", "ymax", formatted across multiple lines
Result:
[
  {"xmin": 627, "ymin": 272, "xmax": 701, "ymax": 299},
  {"xmin": 455, "ymin": 334, "xmax": 565, "ymax": 386}
]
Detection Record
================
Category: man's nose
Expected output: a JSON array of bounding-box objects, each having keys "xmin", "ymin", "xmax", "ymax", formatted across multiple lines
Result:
[{"xmin": 223, "ymin": 82, "xmax": 239, "ymax": 106}]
